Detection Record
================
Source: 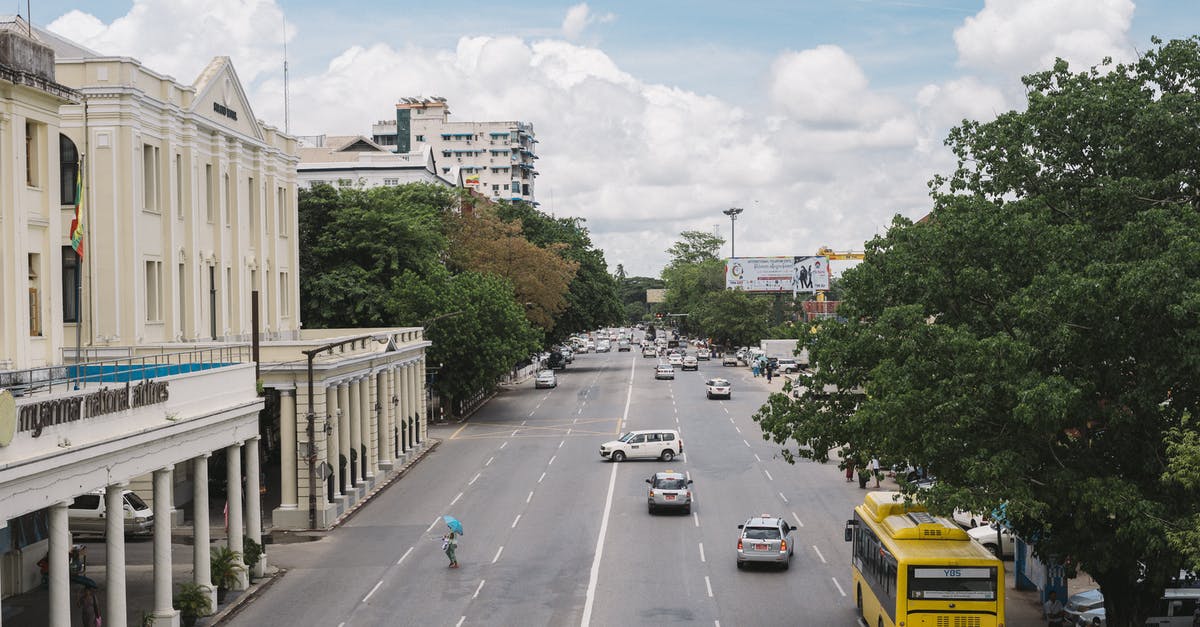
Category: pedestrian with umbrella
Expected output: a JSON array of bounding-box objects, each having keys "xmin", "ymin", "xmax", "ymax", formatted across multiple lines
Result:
[{"xmin": 442, "ymin": 515, "xmax": 463, "ymax": 568}]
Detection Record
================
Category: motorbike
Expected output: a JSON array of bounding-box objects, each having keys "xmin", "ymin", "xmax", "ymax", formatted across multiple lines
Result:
[{"xmin": 37, "ymin": 544, "xmax": 88, "ymax": 588}]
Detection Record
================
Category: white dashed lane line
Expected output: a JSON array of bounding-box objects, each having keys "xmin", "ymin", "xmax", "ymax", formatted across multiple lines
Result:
[
  {"xmin": 485, "ymin": 457, "xmax": 494, "ymax": 466},
  {"xmin": 832, "ymin": 578, "xmax": 847, "ymax": 597},
  {"xmin": 743, "ymin": 440, "xmax": 751, "ymax": 448},
  {"xmin": 792, "ymin": 512, "xmax": 805, "ymax": 528},
  {"xmin": 450, "ymin": 492, "xmax": 463, "ymax": 506},
  {"xmin": 778, "ymin": 492, "xmax": 790, "ymax": 504},
  {"xmin": 362, "ymin": 580, "xmax": 383, "ymax": 603},
  {"xmin": 693, "ymin": 513, "xmax": 699, "ymax": 527},
  {"xmin": 455, "ymin": 618, "xmax": 465, "ymax": 627},
  {"xmin": 396, "ymin": 546, "xmax": 413, "ymax": 565},
  {"xmin": 699, "ymin": 543, "xmax": 706, "ymax": 563},
  {"xmin": 812, "ymin": 546, "xmax": 827, "ymax": 564},
  {"xmin": 538, "ymin": 472, "xmax": 546, "ymax": 483},
  {"xmin": 500, "ymin": 441, "xmax": 508, "ymax": 450},
  {"xmin": 512, "ymin": 515, "xmax": 521, "ymax": 529},
  {"xmin": 754, "ymin": 454, "xmax": 762, "ymax": 462},
  {"xmin": 468, "ymin": 473, "xmax": 481, "ymax": 486},
  {"xmin": 548, "ymin": 455, "xmax": 556, "ymax": 465},
  {"xmin": 426, "ymin": 516, "xmax": 441, "ymax": 533},
  {"xmin": 763, "ymin": 469, "xmax": 773, "ymax": 481},
  {"xmin": 705, "ymin": 576, "xmax": 714, "ymax": 598},
  {"xmin": 526, "ymin": 491, "xmax": 534, "ymax": 504},
  {"xmin": 492, "ymin": 546, "xmax": 504, "ymax": 564},
  {"xmin": 473, "ymin": 580, "xmax": 486, "ymax": 599}
]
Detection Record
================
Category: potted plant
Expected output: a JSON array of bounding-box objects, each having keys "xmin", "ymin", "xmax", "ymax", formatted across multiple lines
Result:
[
  {"xmin": 210, "ymin": 545, "xmax": 245, "ymax": 604},
  {"xmin": 243, "ymin": 536, "xmax": 263, "ymax": 580},
  {"xmin": 173, "ymin": 581, "xmax": 212, "ymax": 627}
]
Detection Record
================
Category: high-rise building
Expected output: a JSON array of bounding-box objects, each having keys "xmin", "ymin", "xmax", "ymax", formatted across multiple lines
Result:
[{"xmin": 372, "ymin": 97, "xmax": 538, "ymax": 204}]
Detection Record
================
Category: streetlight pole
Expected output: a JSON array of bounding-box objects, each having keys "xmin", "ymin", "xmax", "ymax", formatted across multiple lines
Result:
[{"xmin": 722, "ymin": 207, "xmax": 744, "ymax": 258}]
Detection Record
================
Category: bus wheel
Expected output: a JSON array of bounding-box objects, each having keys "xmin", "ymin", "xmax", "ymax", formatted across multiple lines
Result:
[
  {"xmin": 878, "ymin": 618, "xmax": 884, "ymax": 627},
  {"xmin": 856, "ymin": 586, "xmax": 863, "ymax": 613}
]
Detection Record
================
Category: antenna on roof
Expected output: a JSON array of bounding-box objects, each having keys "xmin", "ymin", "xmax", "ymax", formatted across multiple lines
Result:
[{"xmin": 282, "ymin": 14, "xmax": 291, "ymax": 134}]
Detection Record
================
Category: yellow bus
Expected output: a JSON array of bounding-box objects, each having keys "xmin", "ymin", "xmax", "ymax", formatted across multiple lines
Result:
[{"xmin": 845, "ymin": 491, "xmax": 1006, "ymax": 627}]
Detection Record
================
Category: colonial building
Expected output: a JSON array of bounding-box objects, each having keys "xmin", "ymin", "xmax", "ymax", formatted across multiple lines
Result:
[
  {"xmin": 0, "ymin": 19, "xmax": 430, "ymax": 627},
  {"xmin": 296, "ymin": 135, "xmax": 453, "ymax": 189},
  {"xmin": 371, "ymin": 97, "xmax": 538, "ymax": 204}
]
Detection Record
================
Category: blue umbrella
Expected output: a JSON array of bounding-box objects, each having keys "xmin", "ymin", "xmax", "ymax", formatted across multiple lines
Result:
[{"xmin": 443, "ymin": 515, "xmax": 464, "ymax": 535}]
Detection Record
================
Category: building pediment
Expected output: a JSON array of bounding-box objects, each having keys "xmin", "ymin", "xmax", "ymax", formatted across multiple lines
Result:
[{"xmin": 189, "ymin": 56, "xmax": 264, "ymax": 141}]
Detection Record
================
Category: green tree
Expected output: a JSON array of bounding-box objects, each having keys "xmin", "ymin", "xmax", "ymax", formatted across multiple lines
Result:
[
  {"xmin": 754, "ymin": 37, "xmax": 1200, "ymax": 624},
  {"xmin": 695, "ymin": 289, "xmax": 771, "ymax": 348},
  {"xmin": 661, "ymin": 231, "xmax": 726, "ymax": 336},
  {"xmin": 617, "ymin": 275, "xmax": 666, "ymax": 324}
]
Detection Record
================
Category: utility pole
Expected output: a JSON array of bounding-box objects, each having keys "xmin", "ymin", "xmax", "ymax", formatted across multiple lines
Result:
[{"xmin": 723, "ymin": 207, "xmax": 744, "ymax": 257}]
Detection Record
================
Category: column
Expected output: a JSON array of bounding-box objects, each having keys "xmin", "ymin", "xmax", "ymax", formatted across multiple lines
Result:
[
  {"xmin": 398, "ymin": 365, "xmax": 409, "ymax": 455},
  {"xmin": 327, "ymin": 383, "xmax": 342, "ymax": 499},
  {"xmin": 245, "ymin": 436, "xmax": 265, "ymax": 577},
  {"xmin": 151, "ymin": 468, "xmax": 180, "ymax": 625},
  {"xmin": 419, "ymin": 358, "xmax": 428, "ymax": 442},
  {"xmin": 348, "ymin": 378, "xmax": 362, "ymax": 486},
  {"xmin": 48, "ymin": 502, "xmax": 69, "ymax": 627},
  {"xmin": 280, "ymin": 388, "xmax": 297, "ymax": 509},
  {"xmin": 390, "ymin": 368, "xmax": 400, "ymax": 459},
  {"xmin": 338, "ymin": 382, "xmax": 352, "ymax": 491},
  {"xmin": 106, "ymin": 484, "xmax": 129, "ymax": 626},
  {"xmin": 407, "ymin": 364, "xmax": 418, "ymax": 449},
  {"xmin": 225, "ymin": 444, "xmax": 249, "ymax": 590},
  {"xmin": 360, "ymin": 374, "xmax": 374, "ymax": 480},
  {"xmin": 378, "ymin": 369, "xmax": 392, "ymax": 466},
  {"xmin": 193, "ymin": 454, "xmax": 216, "ymax": 609}
]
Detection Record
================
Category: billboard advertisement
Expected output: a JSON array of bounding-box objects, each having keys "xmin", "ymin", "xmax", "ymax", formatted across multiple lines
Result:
[{"xmin": 725, "ymin": 256, "xmax": 830, "ymax": 294}]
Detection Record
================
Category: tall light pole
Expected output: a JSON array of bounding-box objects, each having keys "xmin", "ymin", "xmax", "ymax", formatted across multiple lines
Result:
[{"xmin": 723, "ymin": 207, "xmax": 744, "ymax": 258}]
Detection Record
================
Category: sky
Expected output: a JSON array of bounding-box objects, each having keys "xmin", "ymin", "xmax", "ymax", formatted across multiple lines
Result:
[{"xmin": 21, "ymin": 0, "xmax": 1200, "ymax": 277}]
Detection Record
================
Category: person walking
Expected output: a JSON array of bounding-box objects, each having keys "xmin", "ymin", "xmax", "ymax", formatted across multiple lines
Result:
[
  {"xmin": 1043, "ymin": 590, "xmax": 1065, "ymax": 627},
  {"xmin": 844, "ymin": 459, "xmax": 855, "ymax": 482},
  {"xmin": 766, "ymin": 363, "xmax": 773, "ymax": 382},
  {"xmin": 870, "ymin": 458, "xmax": 881, "ymax": 488},
  {"xmin": 79, "ymin": 586, "xmax": 101, "ymax": 627},
  {"xmin": 443, "ymin": 531, "xmax": 459, "ymax": 568}
]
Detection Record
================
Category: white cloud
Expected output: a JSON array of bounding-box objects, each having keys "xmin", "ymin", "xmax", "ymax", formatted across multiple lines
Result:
[
  {"xmin": 954, "ymin": 0, "xmax": 1136, "ymax": 77},
  {"xmin": 561, "ymin": 3, "xmax": 615, "ymax": 41}
]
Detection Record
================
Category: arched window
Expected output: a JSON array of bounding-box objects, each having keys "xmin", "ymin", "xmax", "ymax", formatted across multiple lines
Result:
[{"xmin": 60, "ymin": 134, "xmax": 79, "ymax": 206}]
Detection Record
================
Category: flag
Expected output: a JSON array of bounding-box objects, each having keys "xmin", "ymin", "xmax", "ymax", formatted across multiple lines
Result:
[
  {"xmin": 464, "ymin": 174, "xmax": 480, "ymax": 186},
  {"xmin": 70, "ymin": 159, "xmax": 84, "ymax": 259}
]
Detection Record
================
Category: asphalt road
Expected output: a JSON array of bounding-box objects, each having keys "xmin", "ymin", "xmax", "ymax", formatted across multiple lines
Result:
[{"xmin": 227, "ymin": 342, "xmax": 873, "ymax": 627}]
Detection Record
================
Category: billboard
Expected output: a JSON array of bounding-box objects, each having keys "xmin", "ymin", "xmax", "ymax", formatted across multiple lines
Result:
[
  {"xmin": 645, "ymin": 288, "xmax": 666, "ymax": 304},
  {"xmin": 725, "ymin": 256, "xmax": 830, "ymax": 294}
]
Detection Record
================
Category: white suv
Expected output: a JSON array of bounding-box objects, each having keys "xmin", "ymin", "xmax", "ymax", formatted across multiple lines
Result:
[{"xmin": 599, "ymin": 429, "xmax": 682, "ymax": 462}]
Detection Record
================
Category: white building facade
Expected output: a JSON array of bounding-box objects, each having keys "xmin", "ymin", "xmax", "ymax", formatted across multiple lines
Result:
[
  {"xmin": 296, "ymin": 135, "xmax": 453, "ymax": 190},
  {"xmin": 371, "ymin": 97, "xmax": 538, "ymax": 205}
]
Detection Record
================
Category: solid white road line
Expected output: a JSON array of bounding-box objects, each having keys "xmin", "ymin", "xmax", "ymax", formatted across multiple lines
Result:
[
  {"xmin": 455, "ymin": 617, "xmax": 466, "ymax": 627},
  {"xmin": 813, "ymin": 546, "xmax": 827, "ymax": 564},
  {"xmin": 832, "ymin": 577, "xmax": 847, "ymax": 597},
  {"xmin": 693, "ymin": 512, "xmax": 700, "ymax": 527},
  {"xmin": 548, "ymin": 455, "xmax": 557, "ymax": 465},
  {"xmin": 511, "ymin": 514, "xmax": 521, "ymax": 529},
  {"xmin": 792, "ymin": 512, "xmax": 805, "ymax": 528},
  {"xmin": 704, "ymin": 576, "xmax": 713, "ymax": 598},
  {"xmin": 500, "ymin": 441, "xmax": 508, "ymax": 450},
  {"xmin": 485, "ymin": 456, "xmax": 494, "ymax": 466},
  {"xmin": 473, "ymin": 580, "xmax": 486, "ymax": 599},
  {"xmin": 450, "ymin": 492, "xmax": 463, "ymax": 506},
  {"xmin": 755, "ymin": 454, "xmax": 763, "ymax": 462},
  {"xmin": 538, "ymin": 472, "xmax": 547, "ymax": 483},
  {"xmin": 527, "ymin": 491, "xmax": 534, "ymax": 504},
  {"xmin": 581, "ymin": 355, "xmax": 635, "ymax": 627},
  {"xmin": 699, "ymin": 543, "xmax": 706, "ymax": 563},
  {"xmin": 396, "ymin": 546, "xmax": 413, "ymax": 565},
  {"xmin": 764, "ymin": 469, "xmax": 773, "ymax": 481},
  {"xmin": 363, "ymin": 580, "xmax": 384, "ymax": 603},
  {"xmin": 469, "ymin": 473, "xmax": 481, "ymax": 486},
  {"xmin": 779, "ymin": 492, "xmax": 789, "ymax": 503},
  {"xmin": 492, "ymin": 546, "xmax": 504, "ymax": 564}
]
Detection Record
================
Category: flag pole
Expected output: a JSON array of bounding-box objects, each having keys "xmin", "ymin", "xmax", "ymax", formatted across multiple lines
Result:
[{"xmin": 74, "ymin": 152, "xmax": 85, "ymax": 390}]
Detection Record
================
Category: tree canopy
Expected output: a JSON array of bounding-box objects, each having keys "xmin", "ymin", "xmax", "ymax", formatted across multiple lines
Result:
[{"xmin": 753, "ymin": 37, "xmax": 1200, "ymax": 624}]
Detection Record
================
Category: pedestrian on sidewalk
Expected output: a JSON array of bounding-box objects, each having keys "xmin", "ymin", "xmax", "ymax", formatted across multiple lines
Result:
[
  {"xmin": 751, "ymin": 361, "xmax": 759, "ymax": 377},
  {"xmin": 870, "ymin": 458, "xmax": 881, "ymax": 488},
  {"xmin": 442, "ymin": 531, "xmax": 459, "ymax": 568},
  {"xmin": 844, "ymin": 459, "xmax": 855, "ymax": 482},
  {"xmin": 766, "ymin": 364, "xmax": 773, "ymax": 382},
  {"xmin": 79, "ymin": 586, "xmax": 101, "ymax": 627},
  {"xmin": 1043, "ymin": 590, "xmax": 1065, "ymax": 627}
]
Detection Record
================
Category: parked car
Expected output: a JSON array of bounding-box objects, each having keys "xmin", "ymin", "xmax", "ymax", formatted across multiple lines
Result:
[
  {"xmin": 68, "ymin": 489, "xmax": 154, "ymax": 538},
  {"xmin": 655, "ymin": 364, "xmax": 675, "ymax": 380},
  {"xmin": 534, "ymin": 370, "xmax": 558, "ymax": 388},
  {"xmin": 681, "ymin": 355, "xmax": 698, "ymax": 371},
  {"xmin": 775, "ymin": 358, "xmax": 800, "ymax": 373},
  {"xmin": 599, "ymin": 429, "xmax": 682, "ymax": 462},
  {"xmin": 967, "ymin": 524, "xmax": 1016, "ymax": 558},
  {"xmin": 705, "ymin": 378, "xmax": 731, "ymax": 400},
  {"xmin": 1063, "ymin": 588, "xmax": 1105, "ymax": 625},
  {"xmin": 646, "ymin": 470, "xmax": 693, "ymax": 514},
  {"xmin": 736, "ymin": 514, "xmax": 794, "ymax": 570},
  {"xmin": 722, "ymin": 354, "xmax": 739, "ymax": 366}
]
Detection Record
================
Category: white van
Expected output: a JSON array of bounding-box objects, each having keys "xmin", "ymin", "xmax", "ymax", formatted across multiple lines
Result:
[
  {"xmin": 599, "ymin": 429, "xmax": 682, "ymax": 462},
  {"xmin": 68, "ymin": 489, "xmax": 154, "ymax": 538},
  {"xmin": 1147, "ymin": 587, "xmax": 1200, "ymax": 625}
]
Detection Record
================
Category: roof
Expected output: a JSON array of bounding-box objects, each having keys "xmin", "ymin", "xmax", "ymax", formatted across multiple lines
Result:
[{"xmin": 0, "ymin": 15, "xmax": 106, "ymax": 59}]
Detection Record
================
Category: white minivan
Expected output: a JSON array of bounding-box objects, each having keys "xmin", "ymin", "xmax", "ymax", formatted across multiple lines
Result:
[
  {"xmin": 599, "ymin": 429, "xmax": 682, "ymax": 462},
  {"xmin": 68, "ymin": 489, "xmax": 154, "ymax": 538}
]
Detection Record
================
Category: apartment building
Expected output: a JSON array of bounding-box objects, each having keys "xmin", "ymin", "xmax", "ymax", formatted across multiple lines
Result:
[
  {"xmin": 372, "ymin": 97, "xmax": 538, "ymax": 204},
  {"xmin": 296, "ymin": 134, "xmax": 453, "ymax": 189}
]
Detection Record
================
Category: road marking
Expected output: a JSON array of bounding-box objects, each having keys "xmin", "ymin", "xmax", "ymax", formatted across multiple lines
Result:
[
  {"xmin": 832, "ymin": 577, "xmax": 846, "ymax": 597},
  {"xmin": 699, "ymin": 543, "xmax": 706, "ymax": 562},
  {"xmin": 729, "ymin": 417, "xmax": 734, "ymax": 424},
  {"xmin": 396, "ymin": 546, "xmax": 413, "ymax": 565},
  {"xmin": 559, "ymin": 440, "xmax": 565, "ymax": 448},
  {"xmin": 522, "ymin": 420, "xmax": 528, "ymax": 426},
  {"xmin": 531, "ymin": 410, "xmax": 537, "ymax": 416},
  {"xmin": 675, "ymin": 416, "xmax": 679, "ymax": 424},
  {"xmin": 548, "ymin": 455, "xmax": 557, "ymax": 465},
  {"xmin": 510, "ymin": 429, "xmax": 519, "ymax": 437},
  {"xmin": 492, "ymin": 546, "xmax": 504, "ymax": 564},
  {"xmin": 450, "ymin": 423, "xmax": 469, "ymax": 440},
  {"xmin": 792, "ymin": 512, "xmax": 805, "ymax": 528},
  {"xmin": 735, "ymin": 426, "xmax": 741, "ymax": 434},
  {"xmin": 511, "ymin": 514, "xmax": 521, "ymax": 529},
  {"xmin": 813, "ymin": 546, "xmax": 827, "ymax": 564},
  {"xmin": 538, "ymin": 472, "xmax": 547, "ymax": 483},
  {"xmin": 363, "ymin": 580, "xmax": 384, "ymax": 603},
  {"xmin": 779, "ymin": 492, "xmax": 789, "ymax": 503},
  {"xmin": 581, "ymin": 356, "xmax": 634, "ymax": 627},
  {"xmin": 527, "ymin": 491, "xmax": 534, "ymax": 504},
  {"xmin": 473, "ymin": 579, "xmax": 486, "ymax": 599},
  {"xmin": 469, "ymin": 473, "xmax": 481, "ymax": 486},
  {"xmin": 704, "ymin": 575, "xmax": 713, "ymax": 598},
  {"xmin": 693, "ymin": 512, "xmax": 699, "ymax": 527},
  {"xmin": 754, "ymin": 454, "xmax": 762, "ymax": 462},
  {"xmin": 455, "ymin": 618, "xmax": 465, "ymax": 627},
  {"xmin": 500, "ymin": 441, "xmax": 508, "ymax": 450},
  {"xmin": 764, "ymin": 469, "xmax": 774, "ymax": 481},
  {"xmin": 743, "ymin": 439, "xmax": 750, "ymax": 447},
  {"xmin": 450, "ymin": 492, "xmax": 463, "ymax": 506},
  {"xmin": 427, "ymin": 516, "xmax": 441, "ymax": 532},
  {"xmin": 567, "ymin": 428, "xmax": 572, "ymax": 435},
  {"xmin": 723, "ymin": 407, "xmax": 729, "ymax": 413}
]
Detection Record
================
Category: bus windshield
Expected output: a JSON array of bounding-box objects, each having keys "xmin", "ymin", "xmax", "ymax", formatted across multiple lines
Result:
[{"xmin": 908, "ymin": 566, "xmax": 997, "ymax": 601}]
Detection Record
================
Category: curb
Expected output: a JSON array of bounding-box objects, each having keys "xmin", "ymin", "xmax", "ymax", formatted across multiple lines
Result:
[
  {"xmin": 324, "ymin": 438, "xmax": 441, "ymax": 531},
  {"xmin": 209, "ymin": 567, "xmax": 287, "ymax": 625}
]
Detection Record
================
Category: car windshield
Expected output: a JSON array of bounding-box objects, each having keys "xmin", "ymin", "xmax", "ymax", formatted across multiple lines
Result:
[
  {"xmin": 709, "ymin": 380, "xmax": 729, "ymax": 386},
  {"xmin": 744, "ymin": 527, "xmax": 781, "ymax": 540},
  {"xmin": 125, "ymin": 492, "xmax": 148, "ymax": 509},
  {"xmin": 618, "ymin": 432, "xmax": 636, "ymax": 443},
  {"xmin": 654, "ymin": 477, "xmax": 688, "ymax": 489}
]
